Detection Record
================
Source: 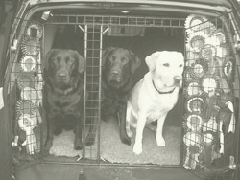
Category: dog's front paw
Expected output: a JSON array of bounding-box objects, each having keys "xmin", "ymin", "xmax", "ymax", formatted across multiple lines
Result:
[
  {"xmin": 43, "ymin": 141, "xmax": 53, "ymax": 155},
  {"xmin": 121, "ymin": 137, "xmax": 132, "ymax": 146},
  {"xmin": 74, "ymin": 138, "xmax": 83, "ymax": 150},
  {"xmin": 156, "ymin": 136, "xmax": 165, "ymax": 146},
  {"xmin": 133, "ymin": 144, "xmax": 142, "ymax": 155}
]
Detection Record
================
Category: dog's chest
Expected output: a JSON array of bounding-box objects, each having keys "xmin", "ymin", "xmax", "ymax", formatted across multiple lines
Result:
[
  {"xmin": 106, "ymin": 91, "xmax": 129, "ymax": 102},
  {"xmin": 52, "ymin": 94, "xmax": 80, "ymax": 106},
  {"xmin": 102, "ymin": 91, "xmax": 129, "ymax": 113},
  {"xmin": 46, "ymin": 85, "xmax": 82, "ymax": 115},
  {"xmin": 146, "ymin": 94, "xmax": 178, "ymax": 122}
]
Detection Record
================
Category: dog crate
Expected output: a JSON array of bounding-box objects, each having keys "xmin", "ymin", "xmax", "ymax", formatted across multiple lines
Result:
[{"xmin": 1, "ymin": 1, "xmax": 240, "ymax": 180}]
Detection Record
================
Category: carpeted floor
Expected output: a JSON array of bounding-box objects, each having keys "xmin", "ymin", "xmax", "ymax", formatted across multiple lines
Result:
[
  {"xmin": 47, "ymin": 116, "xmax": 181, "ymax": 166},
  {"xmin": 100, "ymin": 119, "xmax": 181, "ymax": 165},
  {"xmin": 32, "ymin": 95, "xmax": 184, "ymax": 165},
  {"xmin": 38, "ymin": 96, "xmax": 184, "ymax": 165}
]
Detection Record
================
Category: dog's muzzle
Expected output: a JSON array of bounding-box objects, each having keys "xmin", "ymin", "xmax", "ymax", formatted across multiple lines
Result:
[
  {"xmin": 108, "ymin": 70, "xmax": 122, "ymax": 83},
  {"xmin": 111, "ymin": 70, "xmax": 120, "ymax": 77},
  {"xmin": 57, "ymin": 70, "xmax": 69, "ymax": 82}
]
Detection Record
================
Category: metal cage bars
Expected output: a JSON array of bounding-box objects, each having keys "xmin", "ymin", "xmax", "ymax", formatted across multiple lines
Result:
[{"xmin": 46, "ymin": 14, "xmax": 186, "ymax": 28}]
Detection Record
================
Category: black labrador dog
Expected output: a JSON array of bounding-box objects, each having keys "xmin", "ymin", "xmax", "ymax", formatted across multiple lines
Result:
[
  {"xmin": 43, "ymin": 49, "xmax": 95, "ymax": 153},
  {"xmin": 101, "ymin": 47, "xmax": 141, "ymax": 145}
]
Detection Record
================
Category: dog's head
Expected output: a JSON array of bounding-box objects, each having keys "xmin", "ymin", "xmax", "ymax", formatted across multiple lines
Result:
[
  {"xmin": 145, "ymin": 51, "xmax": 184, "ymax": 91},
  {"xmin": 43, "ymin": 49, "xmax": 85, "ymax": 87},
  {"xmin": 102, "ymin": 47, "xmax": 141, "ymax": 87}
]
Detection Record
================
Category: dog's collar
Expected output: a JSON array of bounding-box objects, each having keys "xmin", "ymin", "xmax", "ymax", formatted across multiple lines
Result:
[
  {"xmin": 54, "ymin": 79, "xmax": 79, "ymax": 95},
  {"xmin": 152, "ymin": 80, "xmax": 175, "ymax": 94}
]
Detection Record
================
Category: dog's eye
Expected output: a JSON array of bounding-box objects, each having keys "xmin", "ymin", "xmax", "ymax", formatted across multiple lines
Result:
[
  {"xmin": 67, "ymin": 59, "xmax": 74, "ymax": 64},
  {"xmin": 122, "ymin": 58, "xmax": 129, "ymax": 63},
  {"xmin": 53, "ymin": 58, "xmax": 58, "ymax": 63},
  {"xmin": 110, "ymin": 55, "xmax": 116, "ymax": 61},
  {"xmin": 163, "ymin": 63, "xmax": 169, "ymax": 67},
  {"xmin": 179, "ymin": 64, "xmax": 183, "ymax": 68}
]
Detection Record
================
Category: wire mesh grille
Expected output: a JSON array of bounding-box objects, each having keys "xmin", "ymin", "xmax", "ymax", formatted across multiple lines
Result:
[
  {"xmin": 183, "ymin": 13, "xmax": 239, "ymax": 179},
  {"xmin": 83, "ymin": 25, "xmax": 102, "ymax": 162},
  {"xmin": 11, "ymin": 20, "xmax": 43, "ymax": 159}
]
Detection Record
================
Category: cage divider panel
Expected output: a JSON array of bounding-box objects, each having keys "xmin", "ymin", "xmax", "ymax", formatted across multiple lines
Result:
[
  {"xmin": 183, "ymin": 14, "xmax": 236, "ymax": 172},
  {"xmin": 83, "ymin": 24, "xmax": 102, "ymax": 161}
]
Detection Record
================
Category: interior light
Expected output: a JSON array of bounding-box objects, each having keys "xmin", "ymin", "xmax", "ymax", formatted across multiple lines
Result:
[{"xmin": 41, "ymin": 11, "xmax": 53, "ymax": 21}]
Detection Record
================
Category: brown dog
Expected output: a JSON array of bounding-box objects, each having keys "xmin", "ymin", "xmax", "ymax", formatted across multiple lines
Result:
[
  {"xmin": 101, "ymin": 47, "xmax": 141, "ymax": 145},
  {"xmin": 43, "ymin": 49, "xmax": 95, "ymax": 153}
]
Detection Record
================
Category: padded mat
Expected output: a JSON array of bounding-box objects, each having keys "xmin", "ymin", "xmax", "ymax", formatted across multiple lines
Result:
[{"xmin": 49, "ymin": 118, "xmax": 181, "ymax": 166}]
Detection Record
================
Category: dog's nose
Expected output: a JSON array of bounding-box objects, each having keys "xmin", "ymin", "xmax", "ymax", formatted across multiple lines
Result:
[
  {"xmin": 111, "ymin": 71, "xmax": 120, "ymax": 76},
  {"xmin": 59, "ymin": 73, "xmax": 66, "ymax": 78}
]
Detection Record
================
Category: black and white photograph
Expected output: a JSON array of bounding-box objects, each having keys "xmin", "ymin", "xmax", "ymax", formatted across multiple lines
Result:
[{"xmin": 0, "ymin": 0, "xmax": 240, "ymax": 180}]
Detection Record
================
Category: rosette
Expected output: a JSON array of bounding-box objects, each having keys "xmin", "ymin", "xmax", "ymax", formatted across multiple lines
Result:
[
  {"xmin": 16, "ymin": 72, "xmax": 35, "ymax": 90},
  {"xmin": 20, "ymin": 87, "xmax": 38, "ymax": 103},
  {"xmin": 183, "ymin": 80, "xmax": 203, "ymax": 97},
  {"xmin": 184, "ymin": 114, "xmax": 203, "ymax": 132},
  {"xmin": 185, "ymin": 96, "xmax": 204, "ymax": 114},
  {"xmin": 186, "ymin": 32, "xmax": 207, "ymax": 53},
  {"xmin": 20, "ymin": 55, "xmax": 37, "ymax": 72},
  {"xmin": 16, "ymin": 100, "xmax": 36, "ymax": 115},
  {"xmin": 185, "ymin": 14, "xmax": 207, "ymax": 34},
  {"xmin": 202, "ymin": 76, "xmax": 220, "ymax": 95},
  {"xmin": 189, "ymin": 58, "xmax": 207, "ymax": 79},
  {"xmin": 26, "ymin": 22, "xmax": 43, "ymax": 39},
  {"xmin": 21, "ymin": 37, "xmax": 40, "ymax": 56}
]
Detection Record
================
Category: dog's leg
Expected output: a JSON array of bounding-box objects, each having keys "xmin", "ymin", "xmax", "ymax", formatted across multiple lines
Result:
[
  {"xmin": 119, "ymin": 102, "xmax": 132, "ymax": 146},
  {"xmin": 53, "ymin": 114, "xmax": 63, "ymax": 135},
  {"xmin": 156, "ymin": 114, "xmax": 167, "ymax": 146},
  {"xmin": 44, "ymin": 114, "xmax": 58, "ymax": 154},
  {"xmin": 101, "ymin": 99, "xmax": 111, "ymax": 122},
  {"xmin": 74, "ymin": 115, "xmax": 84, "ymax": 150},
  {"xmin": 133, "ymin": 112, "xmax": 147, "ymax": 154},
  {"xmin": 85, "ymin": 115, "xmax": 97, "ymax": 147},
  {"xmin": 64, "ymin": 114, "xmax": 77, "ymax": 131},
  {"xmin": 126, "ymin": 101, "xmax": 133, "ymax": 138}
]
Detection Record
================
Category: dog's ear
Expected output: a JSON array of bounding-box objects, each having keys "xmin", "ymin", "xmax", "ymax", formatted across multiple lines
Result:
[
  {"xmin": 42, "ymin": 49, "xmax": 58, "ymax": 72},
  {"xmin": 130, "ymin": 52, "xmax": 141, "ymax": 73},
  {"xmin": 145, "ymin": 52, "xmax": 161, "ymax": 71},
  {"xmin": 75, "ymin": 51, "xmax": 85, "ymax": 74},
  {"xmin": 102, "ymin": 47, "xmax": 115, "ymax": 70}
]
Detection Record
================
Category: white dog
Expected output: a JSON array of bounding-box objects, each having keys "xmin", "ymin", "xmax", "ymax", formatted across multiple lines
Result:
[{"xmin": 126, "ymin": 51, "xmax": 184, "ymax": 155}]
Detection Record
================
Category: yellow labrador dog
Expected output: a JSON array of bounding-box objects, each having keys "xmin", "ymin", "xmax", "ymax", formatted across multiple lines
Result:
[{"xmin": 126, "ymin": 51, "xmax": 184, "ymax": 154}]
